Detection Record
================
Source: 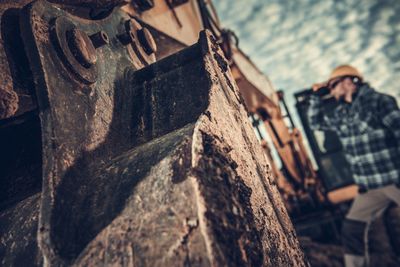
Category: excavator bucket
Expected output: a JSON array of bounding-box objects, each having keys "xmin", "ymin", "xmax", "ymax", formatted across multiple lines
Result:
[{"xmin": 1, "ymin": 1, "xmax": 306, "ymax": 266}]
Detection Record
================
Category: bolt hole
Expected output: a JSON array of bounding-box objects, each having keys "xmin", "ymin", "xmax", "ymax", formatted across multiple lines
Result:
[{"xmin": 101, "ymin": 31, "xmax": 109, "ymax": 42}]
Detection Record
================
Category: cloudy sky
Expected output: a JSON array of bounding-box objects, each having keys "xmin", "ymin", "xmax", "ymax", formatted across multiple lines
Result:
[
  {"xmin": 214, "ymin": 0, "xmax": 400, "ymax": 166},
  {"xmin": 214, "ymin": 0, "xmax": 400, "ymax": 109}
]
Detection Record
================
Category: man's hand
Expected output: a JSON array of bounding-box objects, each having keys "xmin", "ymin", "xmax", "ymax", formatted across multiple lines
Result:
[
  {"xmin": 312, "ymin": 83, "xmax": 331, "ymax": 97},
  {"xmin": 312, "ymin": 83, "xmax": 326, "ymax": 92}
]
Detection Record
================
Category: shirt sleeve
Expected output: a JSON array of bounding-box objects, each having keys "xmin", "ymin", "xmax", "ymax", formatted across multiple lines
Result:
[
  {"xmin": 379, "ymin": 94, "xmax": 400, "ymax": 139},
  {"xmin": 307, "ymin": 95, "xmax": 334, "ymax": 131}
]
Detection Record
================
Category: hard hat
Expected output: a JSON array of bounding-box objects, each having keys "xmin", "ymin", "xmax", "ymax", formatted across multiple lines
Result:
[
  {"xmin": 329, "ymin": 65, "xmax": 363, "ymax": 81},
  {"xmin": 313, "ymin": 64, "xmax": 363, "ymax": 91}
]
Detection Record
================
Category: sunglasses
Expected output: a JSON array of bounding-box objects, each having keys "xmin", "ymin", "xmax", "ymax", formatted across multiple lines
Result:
[
  {"xmin": 313, "ymin": 75, "xmax": 360, "ymax": 97},
  {"xmin": 327, "ymin": 76, "xmax": 348, "ymax": 90}
]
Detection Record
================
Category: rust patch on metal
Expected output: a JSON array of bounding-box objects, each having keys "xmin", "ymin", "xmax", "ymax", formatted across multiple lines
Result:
[
  {"xmin": 194, "ymin": 131, "xmax": 264, "ymax": 267},
  {"xmin": 0, "ymin": 3, "xmax": 37, "ymax": 120},
  {"xmin": 0, "ymin": 88, "xmax": 18, "ymax": 118},
  {"xmin": 31, "ymin": 13, "xmax": 49, "ymax": 44},
  {"xmin": 171, "ymin": 137, "xmax": 192, "ymax": 184}
]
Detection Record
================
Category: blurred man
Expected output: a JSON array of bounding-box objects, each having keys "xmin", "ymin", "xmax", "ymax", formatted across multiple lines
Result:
[{"xmin": 308, "ymin": 65, "xmax": 400, "ymax": 267}]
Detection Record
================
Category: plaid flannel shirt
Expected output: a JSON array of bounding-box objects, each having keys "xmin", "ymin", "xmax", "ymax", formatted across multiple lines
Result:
[{"xmin": 308, "ymin": 84, "xmax": 400, "ymax": 189}]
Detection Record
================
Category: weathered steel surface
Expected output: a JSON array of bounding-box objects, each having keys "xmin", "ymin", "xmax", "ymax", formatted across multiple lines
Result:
[
  {"xmin": 0, "ymin": 193, "xmax": 42, "ymax": 267},
  {"xmin": 122, "ymin": 0, "xmax": 203, "ymax": 47},
  {"xmin": 0, "ymin": 0, "xmax": 119, "ymax": 120},
  {"xmin": 147, "ymin": 24, "xmax": 187, "ymax": 60},
  {"xmin": 74, "ymin": 30, "xmax": 306, "ymax": 265},
  {"xmin": 1, "ymin": 1, "xmax": 308, "ymax": 266},
  {"xmin": 19, "ymin": 1, "xmax": 150, "ymax": 264},
  {"xmin": 0, "ymin": 0, "xmax": 37, "ymax": 120}
]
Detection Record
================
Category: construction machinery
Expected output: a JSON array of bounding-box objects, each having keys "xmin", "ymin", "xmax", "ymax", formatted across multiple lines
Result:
[
  {"xmin": 0, "ymin": 1, "xmax": 308, "ymax": 266},
  {"xmin": 0, "ymin": 0, "xmax": 323, "ymax": 226},
  {"xmin": 1, "ymin": 0, "xmax": 397, "ymax": 266}
]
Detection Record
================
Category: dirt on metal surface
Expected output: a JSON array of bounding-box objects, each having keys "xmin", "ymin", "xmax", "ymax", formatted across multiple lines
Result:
[
  {"xmin": 1, "ymin": 1, "xmax": 309, "ymax": 266},
  {"xmin": 72, "ymin": 30, "xmax": 307, "ymax": 264},
  {"xmin": 193, "ymin": 131, "xmax": 264, "ymax": 266},
  {"xmin": 0, "ymin": 88, "xmax": 18, "ymax": 118},
  {"xmin": 13, "ymin": 4, "xmax": 308, "ymax": 262},
  {"xmin": 0, "ymin": 0, "xmax": 36, "ymax": 119},
  {"xmin": 0, "ymin": 193, "xmax": 42, "ymax": 267}
]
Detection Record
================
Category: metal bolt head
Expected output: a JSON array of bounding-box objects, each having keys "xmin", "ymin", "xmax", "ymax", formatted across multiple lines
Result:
[
  {"xmin": 68, "ymin": 28, "xmax": 97, "ymax": 67},
  {"xmin": 119, "ymin": 19, "xmax": 141, "ymax": 47},
  {"xmin": 89, "ymin": 31, "xmax": 109, "ymax": 48},
  {"xmin": 118, "ymin": 31, "xmax": 134, "ymax": 45},
  {"xmin": 137, "ymin": 27, "xmax": 157, "ymax": 55}
]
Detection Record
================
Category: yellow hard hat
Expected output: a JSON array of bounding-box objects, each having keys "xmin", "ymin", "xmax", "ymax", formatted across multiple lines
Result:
[{"xmin": 329, "ymin": 65, "xmax": 363, "ymax": 81}]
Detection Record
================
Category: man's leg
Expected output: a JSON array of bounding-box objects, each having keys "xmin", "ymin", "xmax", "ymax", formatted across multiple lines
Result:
[
  {"xmin": 344, "ymin": 254, "xmax": 366, "ymax": 267},
  {"xmin": 382, "ymin": 184, "xmax": 400, "ymax": 261},
  {"xmin": 382, "ymin": 184, "xmax": 400, "ymax": 205},
  {"xmin": 342, "ymin": 187, "xmax": 392, "ymax": 267},
  {"xmin": 342, "ymin": 219, "xmax": 368, "ymax": 267}
]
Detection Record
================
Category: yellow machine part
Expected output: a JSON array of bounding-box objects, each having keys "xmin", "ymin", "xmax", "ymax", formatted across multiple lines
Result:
[{"xmin": 123, "ymin": 0, "xmax": 347, "ymax": 207}]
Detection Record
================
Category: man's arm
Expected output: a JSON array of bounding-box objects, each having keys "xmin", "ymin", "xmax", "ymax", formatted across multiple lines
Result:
[
  {"xmin": 379, "ymin": 94, "xmax": 400, "ymax": 139},
  {"xmin": 307, "ymin": 95, "xmax": 334, "ymax": 131}
]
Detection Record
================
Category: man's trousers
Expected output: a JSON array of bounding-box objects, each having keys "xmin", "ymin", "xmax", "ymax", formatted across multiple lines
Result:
[{"xmin": 342, "ymin": 184, "xmax": 400, "ymax": 267}]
